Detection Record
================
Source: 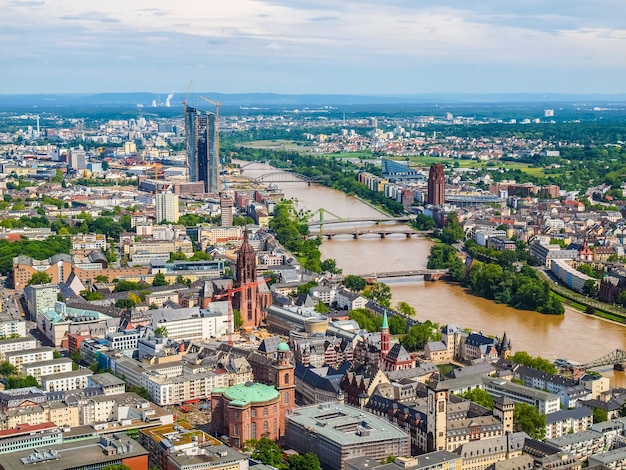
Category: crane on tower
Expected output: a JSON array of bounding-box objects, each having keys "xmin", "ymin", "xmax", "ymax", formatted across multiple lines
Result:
[{"xmin": 211, "ymin": 276, "xmax": 269, "ymax": 345}]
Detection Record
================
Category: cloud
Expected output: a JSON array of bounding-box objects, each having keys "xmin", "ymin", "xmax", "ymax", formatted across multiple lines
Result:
[{"xmin": 2, "ymin": 0, "xmax": 626, "ymax": 93}]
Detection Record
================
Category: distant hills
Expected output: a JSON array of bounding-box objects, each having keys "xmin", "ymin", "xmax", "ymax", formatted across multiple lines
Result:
[{"xmin": 2, "ymin": 92, "xmax": 626, "ymax": 109}]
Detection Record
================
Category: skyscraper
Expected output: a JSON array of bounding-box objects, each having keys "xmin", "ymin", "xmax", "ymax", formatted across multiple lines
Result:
[
  {"xmin": 185, "ymin": 106, "xmax": 219, "ymax": 194},
  {"xmin": 156, "ymin": 192, "xmax": 180, "ymax": 223},
  {"xmin": 427, "ymin": 163, "xmax": 445, "ymax": 205}
]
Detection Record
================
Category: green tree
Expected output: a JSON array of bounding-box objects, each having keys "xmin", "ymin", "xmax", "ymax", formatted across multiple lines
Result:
[
  {"xmin": 412, "ymin": 214, "xmax": 435, "ymax": 231},
  {"xmin": 314, "ymin": 301, "xmax": 330, "ymax": 313},
  {"xmin": 0, "ymin": 361, "xmax": 16, "ymax": 377},
  {"xmin": 400, "ymin": 321, "xmax": 441, "ymax": 351},
  {"xmin": 127, "ymin": 384, "xmax": 151, "ymax": 400},
  {"xmin": 27, "ymin": 271, "xmax": 52, "ymax": 286},
  {"xmin": 154, "ymin": 326, "xmax": 168, "ymax": 337},
  {"xmin": 388, "ymin": 314, "xmax": 407, "ymax": 335},
  {"xmin": 113, "ymin": 280, "xmax": 144, "ymax": 292},
  {"xmin": 80, "ymin": 290, "xmax": 103, "ymax": 301},
  {"xmin": 510, "ymin": 351, "xmax": 557, "ymax": 374},
  {"xmin": 244, "ymin": 438, "xmax": 286, "ymax": 469},
  {"xmin": 362, "ymin": 282, "xmax": 392, "ymax": 307},
  {"xmin": 459, "ymin": 388, "xmax": 494, "ymax": 409},
  {"xmin": 514, "ymin": 403, "xmax": 546, "ymax": 439},
  {"xmin": 115, "ymin": 298, "xmax": 136, "ymax": 309},
  {"xmin": 5, "ymin": 375, "xmax": 39, "ymax": 389},
  {"xmin": 102, "ymin": 465, "xmax": 131, "ymax": 470},
  {"xmin": 582, "ymin": 279, "xmax": 599, "ymax": 298},
  {"xmin": 53, "ymin": 350, "xmax": 62, "ymax": 359},
  {"xmin": 396, "ymin": 301, "xmax": 416, "ymax": 317},
  {"xmin": 152, "ymin": 272, "xmax": 169, "ymax": 287},
  {"xmin": 288, "ymin": 453, "xmax": 321, "ymax": 470},
  {"xmin": 593, "ymin": 407, "xmax": 608, "ymax": 424},
  {"xmin": 95, "ymin": 274, "xmax": 109, "ymax": 283},
  {"xmin": 233, "ymin": 309, "xmax": 244, "ymax": 330},
  {"xmin": 320, "ymin": 258, "xmax": 342, "ymax": 275},
  {"xmin": 344, "ymin": 275, "xmax": 366, "ymax": 292}
]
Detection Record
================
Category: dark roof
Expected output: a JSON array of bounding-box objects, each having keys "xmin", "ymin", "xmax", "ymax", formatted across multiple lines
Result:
[
  {"xmin": 294, "ymin": 363, "xmax": 343, "ymax": 394},
  {"xmin": 386, "ymin": 343, "xmax": 412, "ymax": 363},
  {"xmin": 546, "ymin": 407, "xmax": 593, "ymax": 425},
  {"xmin": 465, "ymin": 332, "xmax": 496, "ymax": 347},
  {"xmin": 258, "ymin": 336, "xmax": 282, "ymax": 354}
]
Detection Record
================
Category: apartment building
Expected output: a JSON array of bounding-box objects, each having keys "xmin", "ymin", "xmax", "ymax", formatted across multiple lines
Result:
[
  {"xmin": 41, "ymin": 369, "xmax": 93, "ymax": 392},
  {"xmin": 22, "ymin": 358, "xmax": 73, "ymax": 380},
  {"xmin": 4, "ymin": 347, "xmax": 55, "ymax": 367},
  {"xmin": 0, "ymin": 336, "xmax": 37, "ymax": 360}
]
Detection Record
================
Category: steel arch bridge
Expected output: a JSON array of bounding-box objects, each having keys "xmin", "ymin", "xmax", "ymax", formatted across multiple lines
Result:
[
  {"xmin": 578, "ymin": 349, "xmax": 626, "ymax": 370},
  {"xmin": 242, "ymin": 170, "xmax": 326, "ymax": 185}
]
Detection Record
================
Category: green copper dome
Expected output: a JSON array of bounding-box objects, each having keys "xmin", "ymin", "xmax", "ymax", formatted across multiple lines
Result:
[
  {"xmin": 223, "ymin": 382, "xmax": 279, "ymax": 405},
  {"xmin": 277, "ymin": 342, "xmax": 290, "ymax": 352}
]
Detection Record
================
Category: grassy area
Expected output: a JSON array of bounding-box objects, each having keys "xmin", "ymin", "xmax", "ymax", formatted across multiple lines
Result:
[
  {"xmin": 241, "ymin": 140, "xmax": 310, "ymax": 151},
  {"xmin": 437, "ymin": 363, "xmax": 455, "ymax": 376},
  {"xmin": 319, "ymin": 151, "xmax": 376, "ymax": 159},
  {"xmin": 405, "ymin": 156, "xmax": 546, "ymax": 177},
  {"xmin": 554, "ymin": 292, "xmax": 626, "ymax": 324}
]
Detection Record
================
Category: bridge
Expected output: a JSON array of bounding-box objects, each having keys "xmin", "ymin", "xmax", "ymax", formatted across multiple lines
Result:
[
  {"xmin": 239, "ymin": 170, "xmax": 326, "ymax": 185},
  {"xmin": 307, "ymin": 216, "xmax": 413, "ymax": 228},
  {"xmin": 314, "ymin": 227, "xmax": 421, "ymax": 239},
  {"xmin": 578, "ymin": 349, "xmax": 626, "ymax": 371},
  {"xmin": 355, "ymin": 269, "xmax": 449, "ymax": 282}
]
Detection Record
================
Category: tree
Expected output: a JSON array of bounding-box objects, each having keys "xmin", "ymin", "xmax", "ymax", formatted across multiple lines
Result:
[
  {"xmin": 510, "ymin": 351, "xmax": 557, "ymax": 374},
  {"xmin": 388, "ymin": 314, "xmax": 407, "ymax": 335},
  {"xmin": 362, "ymin": 282, "xmax": 392, "ymax": 307},
  {"xmin": 102, "ymin": 465, "xmax": 131, "ymax": 470},
  {"xmin": 53, "ymin": 350, "xmax": 62, "ymax": 359},
  {"xmin": 233, "ymin": 309, "xmax": 244, "ymax": 330},
  {"xmin": 514, "ymin": 403, "xmax": 546, "ymax": 439},
  {"xmin": 583, "ymin": 279, "xmax": 599, "ymax": 298},
  {"xmin": 80, "ymin": 290, "xmax": 103, "ymax": 301},
  {"xmin": 344, "ymin": 275, "xmax": 366, "ymax": 292},
  {"xmin": 244, "ymin": 438, "xmax": 286, "ymax": 469},
  {"xmin": 412, "ymin": 214, "xmax": 435, "ymax": 231},
  {"xmin": 288, "ymin": 453, "xmax": 321, "ymax": 470},
  {"xmin": 400, "ymin": 321, "xmax": 441, "ymax": 351},
  {"xmin": 459, "ymin": 388, "xmax": 494, "ymax": 409},
  {"xmin": 0, "ymin": 361, "xmax": 17, "ymax": 377},
  {"xmin": 154, "ymin": 326, "xmax": 168, "ymax": 337},
  {"xmin": 115, "ymin": 298, "xmax": 136, "ymax": 309},
  {"xmin": 113, "ymin": 280, "xmax": 144, "ymax": 292},
  {"xmin": 321, "ymin": 258, "xmax": 342, "ymax": 275},
  {"xmin": 396, "ymin": 301, "xmax": 416, "ymax": 317},
  {"xmin": 314, "ymin": 301, "xmax": 330, "ymax": 313},
  {"xmin": 5, "ymin": 374, "xmax": 39, "ymax": 389},
  {"xmin": 152, "ymin": 272, "xmax": 169, "ymax": 287},
  {"xmin": 593, "ymin": 407, "xmax": 608, "ymax": 424},
  {"xmin": 95, "ymin": 274, "xmax": 109, "ymax": 283},
  {"xmin": 27, "ymin": 271, "xmax": 52, "ymax": 286}
]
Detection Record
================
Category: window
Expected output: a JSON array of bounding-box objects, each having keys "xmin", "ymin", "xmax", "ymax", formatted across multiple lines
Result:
[
  {"xmin": 251, "ymin": 409, "xmax": 256, "ymax": 417},
  {"xmin": 263, "ymin": 407, "xmax": 268, "ymax": 416},
  {"xmin": 284, "ymin": 373, "xmax": 290, "ymax": 384},
  {"xmin": 285, "ymin": 392, "xmax": 289, "ymax": 404},
  {"xmin": 264, "ymin": 421, "xmax": 268, "ymax": 431},
  {"xmin": 252, "ymin": 422, "xmax": 256, "ymax": 439}
]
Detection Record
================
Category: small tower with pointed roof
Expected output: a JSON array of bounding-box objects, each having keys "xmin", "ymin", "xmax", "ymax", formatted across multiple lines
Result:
[
  {"xmin": 380, "ymin": 310, "xmax": 390, "ymax": 359},
  {"xmin": 499, "ymin": 331, "xmax": 512, "ymax": 359}
]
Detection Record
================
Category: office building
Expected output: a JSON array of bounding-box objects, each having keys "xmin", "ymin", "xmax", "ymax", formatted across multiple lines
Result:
[
  {"xmin": 155, "ymin": 192, "xmax": 180, "ymax": 224},
  {"xmin": 185, "ymin": 106, "xmax": 219, "ymax": 194},
  {"xmin": 284, "ymin": 403, "xmax": 410, "ymax": 470},
  {"xmin": 428, "ymin": 163, "xmax": 445, "ymax": 205},
  {"xmin": 24, "ymin": 283, "xmax": 59, "ymax": 321},
  {"xmin": 220, "ymin": 194, "xmax": 234, "ymax": 227}
]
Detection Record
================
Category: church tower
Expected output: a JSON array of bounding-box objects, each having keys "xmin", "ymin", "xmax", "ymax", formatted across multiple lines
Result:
[
  {"xmin": 380, "ymin": 310, "xmax": 390, "ymax": 359},
  {"xmin": 427, "ymin": 385, "xmax": 448, "ymax": 452},
  {"xmin": 234, "ymin": 229, "xmax": 261, "ymax": 329},
  {"xmin": 273, "ymin": 342, "xmax": 295, "ymax": 437}
]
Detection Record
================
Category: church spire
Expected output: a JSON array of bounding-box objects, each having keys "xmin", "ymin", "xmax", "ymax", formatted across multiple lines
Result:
[{"xmin": 381, "ymin": 309, "xmax": 390, "ymax": 358}]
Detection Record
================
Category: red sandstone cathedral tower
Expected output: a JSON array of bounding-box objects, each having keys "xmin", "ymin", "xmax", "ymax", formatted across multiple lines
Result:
[{"xmin": 233, "ymin": 230, "xmax": 263, "ymax": 329}]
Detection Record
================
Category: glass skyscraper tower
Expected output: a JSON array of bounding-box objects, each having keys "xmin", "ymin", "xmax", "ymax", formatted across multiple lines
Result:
[{"xmin": 185, "ymin": 106, "xmax": 219, "ymax": 193}]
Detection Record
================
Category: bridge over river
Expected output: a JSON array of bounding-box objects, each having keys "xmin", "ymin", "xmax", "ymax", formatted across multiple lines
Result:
[{"xmin": 356, "ymin": 269, "xmax": 449, "ymax": 282}]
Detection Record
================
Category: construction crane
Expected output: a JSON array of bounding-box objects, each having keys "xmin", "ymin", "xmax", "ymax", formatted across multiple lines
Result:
[
  {"xmin": 181, "ymin": 80, "xmax": 193, "ymax": 111},
  {"xmin": 211, "ymin": 276, "xmax": 268, "ymax": 345},
  {"xmin": 144, "ymin": 162, "xmax": 163, "ymax": 193}
]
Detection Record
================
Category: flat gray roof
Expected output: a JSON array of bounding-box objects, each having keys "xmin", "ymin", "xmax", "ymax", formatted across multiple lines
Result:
[{"xmin": 287, "ymin": 403, "xmax": 409, "ymax": 446}]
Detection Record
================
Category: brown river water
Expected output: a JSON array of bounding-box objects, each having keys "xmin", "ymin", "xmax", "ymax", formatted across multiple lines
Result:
[{"xmin": 238, "ymin": 162, "xmax": 626, "ymax": 385}]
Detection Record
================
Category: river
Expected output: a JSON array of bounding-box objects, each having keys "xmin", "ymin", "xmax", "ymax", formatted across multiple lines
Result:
[{"xmin": 238, "ymin": 162, "xmax": 626, "ymax": 386}]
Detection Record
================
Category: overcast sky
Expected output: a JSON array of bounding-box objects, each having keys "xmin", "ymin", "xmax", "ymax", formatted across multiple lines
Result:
[{"xmin": 2, "ymin": 0, "xmax": 626, "ymax": 95}]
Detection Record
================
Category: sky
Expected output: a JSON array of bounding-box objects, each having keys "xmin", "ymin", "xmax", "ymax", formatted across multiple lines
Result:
[{"xmin": 2, "ymin": 0, "xmax": 626, "ymax": 95}]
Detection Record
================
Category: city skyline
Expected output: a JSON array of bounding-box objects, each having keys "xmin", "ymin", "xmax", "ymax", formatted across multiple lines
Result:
[{"xmin": 2, "ymin": 1, "xmax": 626, "ymax": 95}]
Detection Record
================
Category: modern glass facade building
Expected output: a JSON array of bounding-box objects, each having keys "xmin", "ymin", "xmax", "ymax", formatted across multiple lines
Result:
[{"xmin": 185, "ymin": 106, "xmax": 219, "ymax": 193}]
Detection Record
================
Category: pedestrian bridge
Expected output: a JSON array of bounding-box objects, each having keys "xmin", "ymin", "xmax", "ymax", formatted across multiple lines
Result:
[{"xmin": 578, "ymin": 349, "xmax": 626, "ymax": 371}]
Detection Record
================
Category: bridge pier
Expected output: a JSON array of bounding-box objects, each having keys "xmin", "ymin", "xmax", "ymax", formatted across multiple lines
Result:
[
  {"xmin": 406, "ymin": 233, "xmax": 412, "ymax": 239},
  {"xmin": 380, "ymin": 233, "xmax": 386, "ymax": 239},
  {"xmin": 353, "ymin": 233, "xmax": 359, "ymax": 239},
  {"xmin": 615, "ymin": 363, "xmax": 625, "ymax": 371}
]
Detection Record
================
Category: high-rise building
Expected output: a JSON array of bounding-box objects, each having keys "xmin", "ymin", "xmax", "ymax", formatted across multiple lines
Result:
[
  {"xmin": 155, "ymin": 192, "xmax": 179, "ymax": 223},
  {"xmin": 185, "ymin": 106, "xmax": 219, "ymax": 194},
  {"xmin": 220, "ymin": 194, "xmax": 234, "ymax": 227},
  {"xmin": 233, "ymin": 230, "xmax": 261, "ymax": 329},
  {"xmin": 69, "ymin": 149, "xmax": 86, "ymax": 171},
  {"xmin": 427, "ymin": 163, "xmax": 445, "ymax": 205}
]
